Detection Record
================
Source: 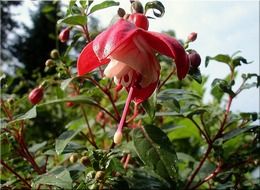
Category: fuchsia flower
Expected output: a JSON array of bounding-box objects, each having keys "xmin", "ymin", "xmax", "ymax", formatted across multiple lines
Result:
[{"xmin": 77, "ymin": 13, "xmax": 190, "ymax": 144}]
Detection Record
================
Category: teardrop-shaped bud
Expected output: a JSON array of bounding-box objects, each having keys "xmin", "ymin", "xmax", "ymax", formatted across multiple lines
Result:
[
  {"xmin": 187, "ymin": 32, "xmax": 197, "ymax": 42},
  {"xmin": 128, "ymin": 13, "xmax": 149, "ymax": 30},
  {"xmin": 188, "ymin": 50, "xmax": 201, "ymax": 68},
  {"xmin": 28, "ymin": 87, "xmax": 44, "ymax": 105},
  {"xmin": 113, "ymin": 130, "xmax": 123, "ymax": 144},
  {"xmin": 59, "ymin": 27, "xmax": 70, "ymax": 43}
]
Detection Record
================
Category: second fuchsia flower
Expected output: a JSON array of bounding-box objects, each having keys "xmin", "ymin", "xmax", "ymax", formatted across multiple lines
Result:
[{"xmin": 77, "ymin": 13, "xmax": 190, "ymax": 144}]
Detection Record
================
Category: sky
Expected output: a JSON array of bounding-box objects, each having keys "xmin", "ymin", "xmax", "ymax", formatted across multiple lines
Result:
[{"xmin": 10, "ymin": 0, "xmax": 260, "ymax": 113}]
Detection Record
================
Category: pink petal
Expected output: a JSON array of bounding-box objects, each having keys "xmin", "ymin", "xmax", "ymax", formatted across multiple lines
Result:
[
  {"xmin": 92, "ymin": 19, "xmax": 189, "ymax": 80},
  {"xmin": 128, "ymin": 79, "xmax": 159, "ymax": 104},
  {"xmin": 77, "ymin": 41, "xmax": 109, "ymax": 76},
  {"xmin": 140, "ymin": 31, "xmax": 190, "ymax": 79}
]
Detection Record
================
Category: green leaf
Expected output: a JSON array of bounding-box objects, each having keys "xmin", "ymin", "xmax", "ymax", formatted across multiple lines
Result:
[
  {"xmin": 188, "ymin": 67, "xmax": 202, "ymax": 84},
  {"xmin": 240, "ymin": 112, "xmax": 258, "ymax": 121},
  {"xmin": 142, "ymin": 92, "xmax": 157, "ymax": 121},
  {"xmin": 145, "ymin": 1, "xmax": 165, "ymax": 17},
  {"xmin": 211, "ymin": 79, "xmax": 235, "ymax": 97},
  {"xmin": 60, "ymin": 77, "xmax": 77, "ymax": 91},
  {"xmin": 205, "ymin": 54, "xmax": 231, "ymax": 67},
  {"xmin": 29, "ymin": 141, "xmax": 47, "ymax": 153},
  {"xmin": 55, "ymin": 126, "xmax": 84, "ymax": 155},
  {"xmin": 58, "ymin": 15, "xmax": 87, "ymax": 26},
  {"xmin": 133, "ymin": 125, "xmax": 178, "ymax": 184},
  {"xmin": 89, "ymin": 1, "xmax": 119, "ymax": 15},
  {"xmin": 32, "ymin": 167, "xmax": 72, "ymax": 189},
  {"xmin": 231, "ymin": 56, "xmax": 252, "ymax": 67},
  {"xmin": 106, "ymin": 157, "xmax": 125, "ymax": 174},
  {"xmin": 221, "ymin": 125, "xmax": 259, "ymax": 142},
  {"xmin": 4, "ymin": 106, "xmax": 37, "ymax": 128},
  {"xmin": 39, "ymin": 95, "xmax": 97, "ymax": 106},
  {"xmin": 168, "ymin": 122, "xmax": 201, "ymax": 141}
]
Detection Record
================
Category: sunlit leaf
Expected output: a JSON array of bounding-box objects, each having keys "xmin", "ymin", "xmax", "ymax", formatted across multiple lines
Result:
[
  {"xmin": 89, "ymin": 1, "xmax": 119, "ymax": 15},
  {"xmin": 58, "ymin": 15, "xmax": 87, "ymax": 26}
]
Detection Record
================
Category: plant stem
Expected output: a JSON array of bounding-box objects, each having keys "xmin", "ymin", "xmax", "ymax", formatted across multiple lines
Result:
[
  {"xmin": 0, "ymin": 159, "xmax": 31, "ymax": 188},
  {"xmin": 85, "ymin": 76, "xmax": 120, "ymax": 120},
  {"xmin": 158, "ymin": 70, "xmax": 174, "ymax": 90},
  {"xmin": 186, "ymin": 93, "xmax": 234, "ymax": 189},
  {"xmin": 189, "ymin": 117, "xmax": 211, "ymax": 144},
  {"xmin": 185, "ymin": 145, "xmax": 213, "ymax": 189},
  {"xmin": 190, "ymin": 163, "xmax": 222, "ymax": 189},
  {"xmin": 80, "ymin": 105, "xmax": 98, "ymax": 149},
  {"xmin": 0, "ymin": 98, "xmax": 13, "ymax": 121}
]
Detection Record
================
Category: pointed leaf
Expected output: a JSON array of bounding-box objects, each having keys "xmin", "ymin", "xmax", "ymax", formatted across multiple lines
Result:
[
  {"xmin": 33, "ymin": 167, "xmax": 72, "ymax": 189},
  {"xmin": 89, "ymin": 1, "xmax": 119, "ymax": 14},
  {"xmin": 58, "ymin": 15, "xmax": 87, "ymax": 26},
  {"xmin": 205, "ymin": 54, "xmax": 231, "ymax": 67},
  {"xmin": 133, "ymin": 125, "xmax": 178, "ymax": 184}
]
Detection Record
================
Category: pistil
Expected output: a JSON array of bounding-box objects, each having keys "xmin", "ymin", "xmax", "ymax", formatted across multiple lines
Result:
[{"xmin": 113, "ymin": 85, "xmax": 135, "ymax": 144}]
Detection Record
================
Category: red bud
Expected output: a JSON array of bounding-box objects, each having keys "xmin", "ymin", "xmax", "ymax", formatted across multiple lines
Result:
[
  {"xmin": 59, "ymin": 27, "xmax": 70, "ymax": 43},
  {"xmin": 28, "ymin": 87, "xmax": 44, "ymax": 105},
  {"xmin": 187, "ymin": 32, "xmax": 197, "ymax": 42},
  {"xmin": 66, "ymin": 101, "xmax": 74, "ymax": 107},
  {"xmin": 128, "ymin": 13, "xmax": 149, "ymax": 30},
  {"xmin": 188, "ymin": 50, "xmax": 201, "ymax": 68}
]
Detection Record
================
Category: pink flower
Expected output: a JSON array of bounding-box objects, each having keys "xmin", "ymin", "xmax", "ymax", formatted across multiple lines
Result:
[
  {"xmin": 77, "ymin": 15, "xmax": 189, "ymax": 103},
  {"xmin": 77, "ymin": 14, "xmax": 189, "ymax": 144}
]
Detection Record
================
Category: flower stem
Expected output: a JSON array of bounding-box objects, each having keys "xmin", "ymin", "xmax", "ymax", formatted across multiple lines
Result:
[
  {"xmin": 0, "ymin": 159, "xmax": 31, "ymax": 188},
  {"xmin": 80, "ymin": 105, "xmax": 98, "ymax": 149}
]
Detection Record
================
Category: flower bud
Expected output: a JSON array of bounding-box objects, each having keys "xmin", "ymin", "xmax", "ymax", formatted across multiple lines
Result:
[
  {"xmin": 80, "ymin": 156, "xmax": 91, "ymax": 166},
  {"xmin": 188, "ymin": 50, "xmax": 201, "ymax": 68},
  {"xmin": 131, "ymin": 1, "xmax": 144, "ymax": 14},
  {"xmin": 95, "ymin": 171, "xmax": 105, "ymax": 181},
  {"xmin": 45, "ymin": 59, "xmax": 54, "ymax": 67},
  {"xmin": 187, "ymin": 32, "xmax": 197, "ymax": 42},
  {"xmin": 50, "ymin": 49, "xmax": 59, "ymax": 59},
  {"xmin": 59, "ymin": 27, "xmax": 70, "ymax": 43},
  {"xmin": 28, "ymin": 86, "xmax": 44, "ymax": 105},
  {"xmin": 69, "ymin": 154, "xmax": 78, "ymax": 164},
  {"xmin": 113, "ymin": 130, "xmax": 123, "ymax": 144},
  {"xmin": 117, "ymin": 8, "xmax": 126, "ymax": 17},
  {"xmin": 66, "ymin": 101, "xmax": 74, "ymax": 107},
  {"xmin": 128, "ymin": 13, "xmax": 149, "ymax": 30},
  {"xmin": 96, "ymin": 111, "xmax": 105, "ymax": 122}
]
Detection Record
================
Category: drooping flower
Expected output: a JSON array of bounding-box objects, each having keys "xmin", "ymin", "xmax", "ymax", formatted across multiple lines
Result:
[{"xmin": 77, "ymin": 13, "xmax": 190, "ymax": 144}]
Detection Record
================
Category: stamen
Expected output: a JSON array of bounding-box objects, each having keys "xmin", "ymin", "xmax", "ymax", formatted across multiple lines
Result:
[{"xmin": 113, "ymin": 85, "xmax": 135, "ymax": 144}]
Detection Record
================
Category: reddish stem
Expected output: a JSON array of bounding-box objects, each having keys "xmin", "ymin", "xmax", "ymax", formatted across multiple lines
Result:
[
  {"xmin": 0, "ymin": 159, "xmax": 31, "ymax": 188},
  {"xmin": 123, "ymin": 154, "xmax": 131, "ymax": 169}
]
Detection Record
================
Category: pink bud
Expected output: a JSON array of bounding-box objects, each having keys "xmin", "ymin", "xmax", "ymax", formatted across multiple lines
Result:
[
  {"xmin": 188, "ymin": 50, "xmax": 201, "ymax": 68},
  {"xmin": 187, "ymin": 32, "xmax": 197, "ymax": 42},
  {"xmin": 59, "ymin": 27, "xmax": 70, "ymax": 43},
  {"xmin": 28, "ymin": 87, "xmax": 44, "ymax": 105}
]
